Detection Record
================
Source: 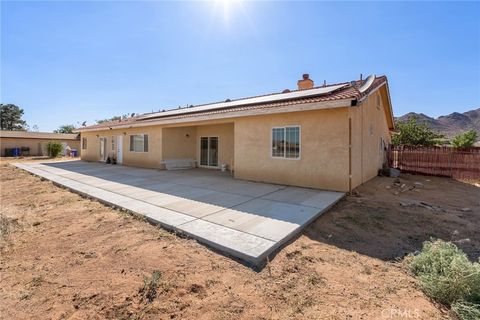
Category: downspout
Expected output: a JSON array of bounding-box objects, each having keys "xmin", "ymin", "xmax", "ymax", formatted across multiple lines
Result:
[
  {"xmin": 348, "ymin": 117, "xmax": 352, "ymax": 193},
  {"xmin": 349, "ymin": 98, "xmax": 359, "ymax": 193}
]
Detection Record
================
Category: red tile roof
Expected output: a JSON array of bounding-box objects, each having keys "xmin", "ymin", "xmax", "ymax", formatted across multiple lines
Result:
[{"xmin": 78, "ymin": 75, "xmax": 389, "ymax": 131}]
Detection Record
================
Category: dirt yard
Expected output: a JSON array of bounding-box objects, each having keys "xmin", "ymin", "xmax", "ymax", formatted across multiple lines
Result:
[{"xmin": 1, "ymin": 159, "xmax": 478, "ymax": 320}]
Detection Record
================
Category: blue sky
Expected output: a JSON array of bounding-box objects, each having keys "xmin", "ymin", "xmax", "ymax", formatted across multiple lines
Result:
[{"xmin": 1, "ymin": 1, "xmax": 479, "ymax": 131}]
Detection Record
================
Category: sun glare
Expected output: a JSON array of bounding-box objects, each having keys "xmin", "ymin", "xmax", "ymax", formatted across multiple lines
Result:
[{"xmin": 214, "ymin": 0, "xmax": 243, "ymax": 24}]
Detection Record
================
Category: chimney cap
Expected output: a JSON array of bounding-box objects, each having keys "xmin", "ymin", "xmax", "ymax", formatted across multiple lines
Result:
[{"xmin": 302, "ymin": 73, "xmax": 310, "ymax": 80}]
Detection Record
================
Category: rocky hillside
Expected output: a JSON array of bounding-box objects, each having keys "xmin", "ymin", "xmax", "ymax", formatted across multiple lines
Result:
[{"xmin": 395, "ymin": 108, "xmax": 480, "ymax": 139}]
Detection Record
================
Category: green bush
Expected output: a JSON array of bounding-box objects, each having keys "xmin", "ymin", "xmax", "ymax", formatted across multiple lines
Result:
[
  {"xmin": 452, "ymin": 130, "xmax": 478, "ymax": 148},
  {"xmin": 452, "ymin": 301, "xmax": 480, "ymax": 320},
  {"xmin": 409, "ymin": 240, "xmax": 480, "ymax": 319},
  {"xmin": 46, "ymin": 141, "xmax": 63, "ymax": 157}
]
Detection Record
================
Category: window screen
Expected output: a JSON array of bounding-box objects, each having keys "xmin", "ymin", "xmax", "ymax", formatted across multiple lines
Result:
[
  {"xmin": 272, "ymin": 126, "xmax": 300, "ymax": 159},
  {"xmin": 272, "ymin": 128, "xmax": 285, "ymax": 157},
  {"xmin": 129, "ymin": 134, "xmax": 148, "ymax": 152},
  {"xmin": 285, "ymin": 127, "xmax": 300, "ymax": 158}
]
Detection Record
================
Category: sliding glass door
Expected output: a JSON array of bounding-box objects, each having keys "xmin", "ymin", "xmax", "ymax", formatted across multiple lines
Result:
[{"xmin": 200, "ymin": 137, "xmax": 218, "ymax": 167}]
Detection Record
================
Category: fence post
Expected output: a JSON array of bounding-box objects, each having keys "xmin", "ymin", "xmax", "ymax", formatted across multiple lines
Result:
[{"xmin": 448, "ymin": 148, "xmax": 453, "ymax": 178}]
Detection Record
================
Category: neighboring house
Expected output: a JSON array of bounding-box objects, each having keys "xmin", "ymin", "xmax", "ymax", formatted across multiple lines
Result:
[
  {"xmin": 0, "ymin": 131, "xmax": 81, "ymax": 156},
  {"xmin": 77, "ymin": 74, "xmax": 394, "ymax": 192}
]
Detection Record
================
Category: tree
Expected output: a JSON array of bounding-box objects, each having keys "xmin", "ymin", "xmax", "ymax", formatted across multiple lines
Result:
[
  {"xmin": 54, "ymin": 124, "xmax": 75, "ymax": 134},
  {"xmin": 451, "ymin": 130, "xmax": 478, "ymax": 148},
  {"xmin": 0, "ymin": 104, "xmax": 27, "ymax": 130},
  {"xmin": 392, "ymin": 116, "xmax": 444, "ymax": 146},
  {"xmin": 96, "ymin": 116, "xmax": 121, "ymax": 124},
  {"xmin": 95, "ymin": 114, "xmax": 135, "ymax": 124}
]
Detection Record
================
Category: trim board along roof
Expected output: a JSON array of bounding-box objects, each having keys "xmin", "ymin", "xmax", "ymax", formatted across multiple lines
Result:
[
  {"xmin": 77, "ymin": 75, "xmax": 394, "ymax": 132},
  {"xmin": 0, "ymin": 131, "xmax": 80, "ymax": 140}
]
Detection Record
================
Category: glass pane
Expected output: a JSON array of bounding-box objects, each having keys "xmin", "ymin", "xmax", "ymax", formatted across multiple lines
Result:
[
  {"xmin": 200, "ymin": 137, "xmax": 208, "ymax": 165},
  {"xmin": 209, "ymin": 137, "xmax": 218, "ymax": 167},
  {"xmin": 272, "ymin": 128, "xmax": 285, "ymax": 157},
  {"xmin": 100, "ymin": 138, "xmax": 105, "ymax": 157},
  {"xmin": 285, "ymin": 127, "xmax": 300, "ymax": 158},
  {"xmin": 132, "ymin": 135, "xmax": 144, "ymax": 152}
]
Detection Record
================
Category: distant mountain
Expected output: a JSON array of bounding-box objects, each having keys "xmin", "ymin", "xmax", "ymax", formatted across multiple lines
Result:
[{"xmin": 395, "ymin": 108, "xmax": 480, "ymax": 140}]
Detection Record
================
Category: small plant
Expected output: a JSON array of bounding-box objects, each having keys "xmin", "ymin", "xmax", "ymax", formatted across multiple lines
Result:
[
  {"xmin": 306, "ymin": 272, "xmax": 325, "ymax": 286},
  {"xmin": 409, "ymin": 240, "xmax": 480, "ymax": 319},
  {"xmin": 452, "ymin": 130, "xmax": 478, "ymax": 148},
  {"xmin": 30, "ymin": 275, "xmax": 43, "ymax": 287},
  {"xmin": 46, "ymin": 141, "xmax": 63, "ymax": 158},
  {"xmin": 139, "ymin": 270, "xmax": 161, "ymax": 303}
]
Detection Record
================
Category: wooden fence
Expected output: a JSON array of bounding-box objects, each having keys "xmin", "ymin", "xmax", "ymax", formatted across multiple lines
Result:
[{"xmin": 387, "ymin": 146, "xmax": 480, "ymax": 180}]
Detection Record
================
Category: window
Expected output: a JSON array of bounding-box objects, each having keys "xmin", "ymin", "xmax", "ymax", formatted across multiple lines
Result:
[
  {"xmin": 271, "ymin": 126, "xmax": 300, "ymax": 159},
  {"xmin": 129, "ymin": 134, "xmax": 148, "ymax": 152},
  {"xmin": 111, "ymin": 136, "xmax": 115, "ymax": 151},
  {"xmin": 82, "ymin": 138, "xmax": 87, "ymax": 150}
]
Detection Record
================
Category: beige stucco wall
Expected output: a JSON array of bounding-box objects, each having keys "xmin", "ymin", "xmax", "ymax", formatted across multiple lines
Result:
[
  {"xmin": 162, "ymin": 126, "xmax": 197, "ymax": 160},
  {"xmin": 234, "ymin": 108, "xmax": 350, "ymax": 192},
  {"xmin": 78, "ymin": 87, "xmax": 392, "ymax": 192},
  {"xmin": 80, "ymin": 125, "xmax": 163, "ymax": 168},
  {"xmin": 349, "ymin": 89, "xmax": 391, "ymax": 189},
  {"xmin": 195, "ymin": 123, "xmax": 234, "ymax": 168},
  {"xmin": 81, "ymin": 122, "xmax": 234, "ymax": 169},
  {"xmin": 0, "ymin": 138, "xmax": 80, "ymax": 156}
]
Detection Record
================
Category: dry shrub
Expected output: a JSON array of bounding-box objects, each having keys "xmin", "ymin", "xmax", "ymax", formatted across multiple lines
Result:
[
  {"xmin": 409, "ymin": 239, "xmax": 480, "ymax": 320},
  {"xmin": 139, "ymin": 270, "xmax": 161, "ymax": 303}
]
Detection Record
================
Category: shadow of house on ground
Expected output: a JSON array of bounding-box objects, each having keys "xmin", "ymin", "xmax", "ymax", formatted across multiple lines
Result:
[{"xmin": 302, "ymin": 174, "xmax": 480, "ymax": 262}]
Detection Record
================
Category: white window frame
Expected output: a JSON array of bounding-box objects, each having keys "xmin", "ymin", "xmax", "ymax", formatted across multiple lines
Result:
[
  {"xmin": 270, "ymin": 125, "xmax": 301, "ymax": 160},
  {"xmin": 129, "ymin": 134, "xmax": 148, "ymax": 153}
]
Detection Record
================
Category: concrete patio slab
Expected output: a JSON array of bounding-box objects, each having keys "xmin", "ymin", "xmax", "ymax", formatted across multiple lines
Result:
[{"xmin": 13, "ymin": 160, "xmax": 344, "ymax": 268}]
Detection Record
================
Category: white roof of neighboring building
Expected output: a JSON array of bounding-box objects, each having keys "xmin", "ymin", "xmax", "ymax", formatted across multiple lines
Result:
[{"xmin": 0, "ymin": 130, "xmax": 79, "ymax": 140}]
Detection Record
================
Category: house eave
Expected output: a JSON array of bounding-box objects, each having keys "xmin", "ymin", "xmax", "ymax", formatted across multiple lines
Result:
[{"xmin": 76, "ymin": 98, "xmax": 354, "ymax": 133}]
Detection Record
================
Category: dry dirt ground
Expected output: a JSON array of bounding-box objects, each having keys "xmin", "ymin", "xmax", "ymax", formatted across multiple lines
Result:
[{"xmin": 1, "ymin": 158, "xmax": 479, "ymax": 320}]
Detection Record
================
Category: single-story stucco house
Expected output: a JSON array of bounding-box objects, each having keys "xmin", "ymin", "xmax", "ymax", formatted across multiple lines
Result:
[
  {"xmin": 0, "ymin": 131, "xmax": 81, "ymax": 156},
  {"xmin": 77, "ymin": 74, "xmax": 394, "ymax": 192}
]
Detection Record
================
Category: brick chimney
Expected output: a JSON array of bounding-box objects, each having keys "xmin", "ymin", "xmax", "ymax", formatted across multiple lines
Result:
[{"xmin": 297, "ymin": 73, "xmax": 314, "ymax": 90}]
